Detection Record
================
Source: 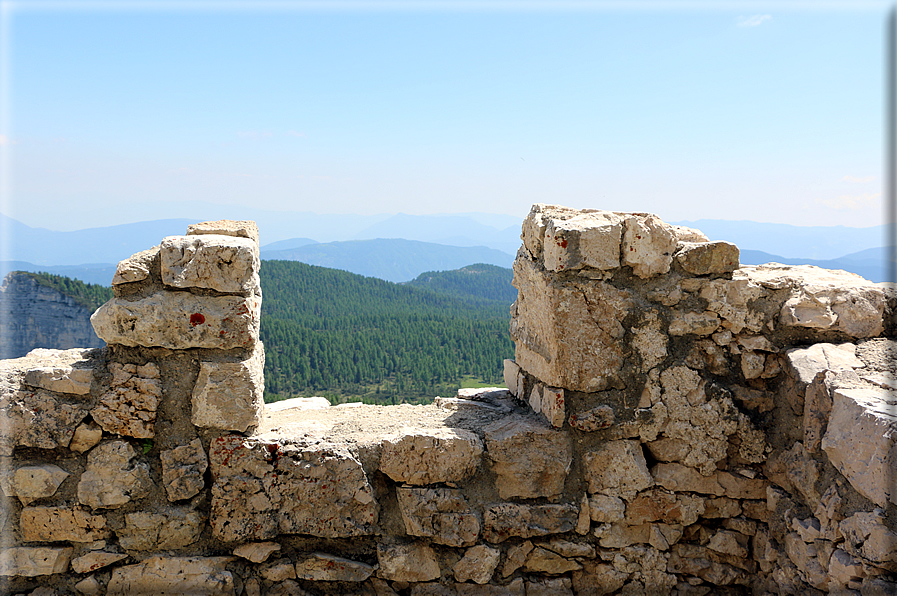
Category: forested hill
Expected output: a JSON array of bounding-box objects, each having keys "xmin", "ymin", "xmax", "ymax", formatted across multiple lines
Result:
[
  {"xmin": 260, "ymin": 260, "xmax": 515, "ymax": 404},
  {"xmin": 406, "ymin": 263, "xmax": 516, "ymax": 307},
  {"xmin": 21, "ymin": 271, "xmax": 113, "ymax": 311}
]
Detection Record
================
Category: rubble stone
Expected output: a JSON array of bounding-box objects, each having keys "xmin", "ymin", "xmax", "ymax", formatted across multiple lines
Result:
[
  {"xmin": 483, "ymin": 503, "xmax": 578, "ymax": 542},
  {"xmin": 20, "ymin": 506, "xmax": 108, "ymax": 542},
  {"xmin": 77, "ymin": 441, "xmax": 151, "ymax": 510},
  {"xmin": 376, "ymin": 542, "xmax": 441, "ymax": 583},
  {"xmin": 675, "ymin": 241, "xmax": 739, "ymax": 276},
  {"xmin": 295, "ymin": 552, "xmax": 374, "ymax": 582},
  {"xmin": 192, "ymin": 347, "xmax": 265, "ymax": 433},
  {"xmin": 23, "ymin": 348, "xmax": 96, "ymax": 394},
  {"xmin": 92, "ymin": 362, "xmax": 161, "ymax": 438},
  {"xmin": 71, "ymin": 552, "xmax": 129, "ymax": 574},
  {"xmin": 453, "ymin": 545, "xmax": 500, "ymax": 584},
  {"xmin": 484, "ymin": 417, "xmax": 572, "ymax": 499},
  {"xmin": 233, "ymin": 542, "xmax": 281, "ymax": 563},
  {"xmin": 187, "ymin": 219, "xmax": 260, "ymax": 244},
  {"xmin": 105, "ymin": 556, "xmax": 236, "ymax": 596},
  {"xmin": 396, "ymin": 487, "xmax": 479, "ymax": 547},
  {"xmin": 13, "ymin": 464, "xmax": 69, "ymax": 505},
  {"xmin": 160, "ymin": 438, "xmax": 208, "ymax": 502},
  {"xmin": 118, "ymin": 508, "xmax": 203, "ymax": 550},
  {"xmin": 583, "ymin": 440, "xmax": 653, "ymax": 499},
  {"xmin": 112, "ymin": 246, "xmax": 157, "ymax": 285},
  {"xmin": 0, "ymin": 547, "xmax": 72, "ymax": 577},
  {"xmin": 380, "ymin": 427, "xmax": 482, "ymax": 485}
]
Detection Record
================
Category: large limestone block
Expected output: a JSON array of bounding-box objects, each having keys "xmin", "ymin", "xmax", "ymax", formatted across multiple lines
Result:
[
  {"xmin": 543, "ymin": 212, "xmax": 623, "ymax": 272},
  {"xmin": 621, "ymin": 214, "xmax": 678, "ymax": 278},
  {"xmin": 785, "ymin": 343, "xmax": 863, "ymax": 385},
  {"xmin": 510, "ymin": 257, "xmax": 631, "ymax": 392},
  {"xmin": 13, "ymin": 464, "xmax": 69, "ymax": 505},
  {"xmin": 839, "ymin": 510, "xmax": 897, "ymax": 567},
  {"xmin": 91, "ymin": 291, "xmax": 260, "ymax": 349},
  {"xmin": 0, "ymin": 547, "xmax": 72, "ymax": 577},
  {"xmin": 583, "ymin": 440, "xmax": 653, "ymax": 500},
  {"xmin": 77, "ymin": 441, "xmax": 152, "ymax": 510},
  {"xmin": 160, "ymin": 438, "xmax": 208, "ymax": 502},
  {"xmin": 521, "ymin": 204, "xmax": 583, "ymax": 259},
  {"xmin": 376, "ymin": 542, "xmax": 441, "ymax": 582},
  {"xmin": 106, "ymin": 556, "xmax": 236, "ymax": 596},
  {"xmin": 209, "ymin": 436, "xmax": 377, "ymax": 541},
  {"xmin": 675, "ymin": 241, "xmax": 739, "ymax": 276},
  {"xmin": 92, "ymin": 362, "xmax": 161, "ymax": 439},
  {"xmin": 743, "ymin": 264, "xmax": 886, "ymax": 337},
  {"xmin": 22, "ymin": 347, "xmax": 97, "ymax": 395},
  {"xmin": 483, "ymin": 503, "xmax": 579, "ymax": 543},
  {"xmin": 396, "ymin": 487, "xmax": 480, "ymax": 547},
  {"xmin": 20, "ymin": 506, "xmax": 108, "ymax": 542},
  {"xmin": 161, "ymin": 234, "xmax": 260, "ymax": 295},
  {"xmin": 192, "ymin": 347, "xmax": 265, "ymax": 433},
  {"xmin": 484, "ymin": 417, "xmax": 572, "ymax": 499},
  {"xmin": 188, "ymin": 219, "xmax": 260, "ymax": 245},
  {"xmin": 295, "ymin": 552, "xmax": 374, "ymax": 582},
  {"xmin": 379, "ymin": 427, "xmax": 483, "ymax": 485},
  {"xmin": 821, "ymin": 387, "xmax": 897, "ymax": 507}
]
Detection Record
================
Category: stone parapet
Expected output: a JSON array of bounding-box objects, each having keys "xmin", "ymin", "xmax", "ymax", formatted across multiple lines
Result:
[{"xmin": 0, "ymin": 210, "xmax": 894, "ymax": 596}]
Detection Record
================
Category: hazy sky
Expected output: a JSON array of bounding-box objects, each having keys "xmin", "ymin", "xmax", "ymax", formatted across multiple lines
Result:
[{"xmin": 0, "ymin": 1, "xmax": 888, "ymax": 231}]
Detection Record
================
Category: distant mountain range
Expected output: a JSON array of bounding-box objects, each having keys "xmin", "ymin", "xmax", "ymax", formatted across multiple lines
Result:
[
  {"xmin": 261, "ymin": 239, "xmax": 514, "ymax": 283},
  {"xmin": 1, "ymin": 212, "xmax": 890, "ymax": 285}
]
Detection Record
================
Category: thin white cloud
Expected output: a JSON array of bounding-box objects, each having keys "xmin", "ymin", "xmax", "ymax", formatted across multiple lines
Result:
[
  {"xmin": 840, "ymin": 175, "xmax": 874, "ymax": 183},
  {"xmin": 287, "ymin": 130, "xmax": 307, "ymax": 138},
  {"xmin": 817, "ymin": 192, "xmax": 880, "ymax": 210},
  {"xmin": 0, "ymin": 134, "xmax": 17, "ymax": 146},
  {"xmin": 737, "ymin": 14, "xmax": 772, "ymax": 28}
]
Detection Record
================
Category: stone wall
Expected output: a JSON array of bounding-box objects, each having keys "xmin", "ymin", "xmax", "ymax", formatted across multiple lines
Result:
[{"xmin": 0, "ymin": 208, "xmax": 895, "ymax": 596}]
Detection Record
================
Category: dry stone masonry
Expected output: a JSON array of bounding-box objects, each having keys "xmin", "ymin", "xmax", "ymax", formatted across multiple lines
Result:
[{"xmin": 0, "ymin": 208, "xmax": 895, "ymax": 595}]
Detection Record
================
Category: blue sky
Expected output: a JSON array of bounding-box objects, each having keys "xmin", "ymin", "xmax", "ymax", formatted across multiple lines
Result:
[{"xmin": 0, "ymin": 1, "xmax": 888, "ymax": 231}]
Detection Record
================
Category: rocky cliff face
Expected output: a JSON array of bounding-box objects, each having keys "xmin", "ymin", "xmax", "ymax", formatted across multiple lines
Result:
[{"xmin": 0, "ymin": 272, "xmax": 105, "ymax": 359}]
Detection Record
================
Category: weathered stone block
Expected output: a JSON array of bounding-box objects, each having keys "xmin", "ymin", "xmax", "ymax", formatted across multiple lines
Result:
[
  {"xmin": 485, "ymin": 417, "xmax": 572, "ymax": 499},
  {"xmin": 69, "ymin": 421, "xmax": 103, "ymax": 453},
  {"xmin": 624, "ymin": 490, "xmax": 704, "ymax": 526},
  {"xmin": 92, "ymin": 362, "xmax": 161, "ymax": 439},
  {"xmin": 192, "ymin": 347, "xmax": 265, "ymax": 433},
  {"xmin": 0, "ymin": 387, "xmax": 87, "ymax": 456},
  {"xmin": 543, "ymin": 212, "xmax": 623, "ymax": 272},
  {"xmin": 583, "ymin": 440, "xmax": 653, "ymax": 500},
  {"xmin": 675, "ymin": 241, "xmax": 739, "ymax": 276},
  {"xmin": 483, "ymin": 503, "xmax": 578, "ymax": 543},
  {"xmin": 621, "ymin": 214, "xmax": 678, "ymax": 278},
  {"xmin": 380, "ymin": 427, "xmax": 482, "ymax": 485},
  {"xmin": 161, "ymin": 234, "xmax": 259, "ymax": 295},
  {"xmin": 0, "ymin": 547, "xmax": 72, "ymax": 577},
  {"xmin": 821, "ymin": 386, "xmax": 897, "ymax": 508},
  {"xmin": 112, "ymin": 246, "xmax": 158, "ymax": 286},
  {"xmin": 209, "ymin": 437, "xmax": 377, "ymax": 541},
  {"xmin": 160, "ymin": 438, "xmax": 208, "ymax": 502},
  {"xmin": 510, "ymin": 256, "xmax": 631, "ymax": 392},
  {"xmin": 187, "ymin": 219, "xmax": 260, "ymax": 245},
  {"xmin": 651, "ymin": 463, "xmax": 767, "ymax": 500},
  {"xmin": 376, "ymin": 542, "xmax": 441, "ymax": 582},
  {"xmin": 77, "ymin": 441, "xmax": 152, "ymax": 510},
  {"xmin": 13, "ymin": 464, "xmax": 69, "ymax": 505},
  {"xmin": 503, "ymin": 359, "xmax": 523, "ymax": 398},
  {"xmin": 668, "ymin": 312, "xmax": 721, "ymax": 336},
  {"xmin": 294, "ymin": 552, "xmax": 374, "ymax": 582},
  {"xmin": 23, "ymin": 348, "xmax": 96, "ymax": 395},
  {"xmin": 20, "ymin": 506, "xmax": 108, "ymax": 542},
  {"xmin": 396, "ymin": 487, "xmax": 479, "ymax": 547},
  {"xmin": 454, "ymin": 545, "xmax": 500, "ymax": 584},
  {"xmin": 569, "ymin": 405, "xmax": 615, "ymax": 432},
  {"xmin": 524, "ymin": 546, "xmax": 582, "ymax": 574},
  {"xmin": 71, "ymin": 552, "xmax": 129, "ymax": 574},
  {"xmin": 91, "ymin": 291, "xmax": 260, "ymax": 349},
  {"xmin": 105, "ymin": 556, "xmax": 236, "ymax": 596},
  {"xmin": 118, "ymin": 508, "xmax": 204, "ymax": 550},
  {"xmin": 233, "ymin": 542, "xmax": 281, "ymax": 563}
]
